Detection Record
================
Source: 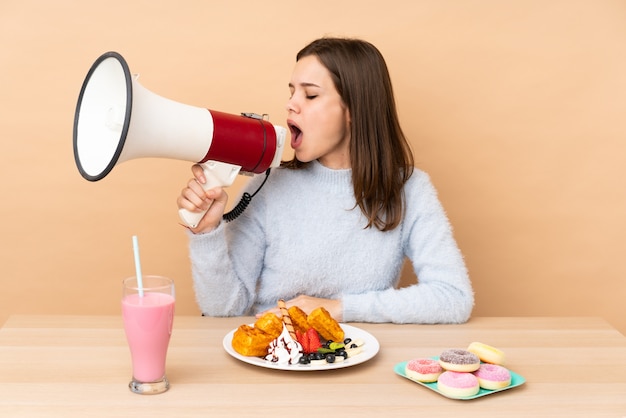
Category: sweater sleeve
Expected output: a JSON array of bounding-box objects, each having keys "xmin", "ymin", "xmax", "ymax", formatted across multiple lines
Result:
[
  {"xmin": 187, "ymin": 226, "xmax": 252, "ymax": 316},
  {"xmin": 187, "ymin": 178, "xmax": 268, "ymax": 316},
  {"xmin": 341, "ymin": 172, "xmax": 474, "ymax": 324}
]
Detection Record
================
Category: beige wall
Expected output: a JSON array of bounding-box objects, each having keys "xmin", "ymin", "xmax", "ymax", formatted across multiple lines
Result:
[{"xmin": 2, "ymin": 0, "xmax": 625, "ymax": 334}]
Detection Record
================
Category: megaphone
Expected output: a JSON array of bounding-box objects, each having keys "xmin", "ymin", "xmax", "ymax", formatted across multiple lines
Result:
[{"xmin": 73, "ymin": 51, "xmax": 286, "ymax": 228}]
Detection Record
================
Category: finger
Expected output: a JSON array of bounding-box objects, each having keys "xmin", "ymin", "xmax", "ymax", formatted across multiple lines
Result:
[
  {"xmin": 188, "ymin": 177, "xmax": 208, "ymax": 196},
  {"xmin": 204, "ymin": 187, "xmax": 229, "ymax": 205},
  {"xmin": 191, "ymin": 164, "xmax": 206, "ymax": 184},
  {"xmin": 178, "ymin": 187, "xmax": 211, "ymax": 212}
]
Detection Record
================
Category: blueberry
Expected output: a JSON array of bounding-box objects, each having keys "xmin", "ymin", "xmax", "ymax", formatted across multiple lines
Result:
[
  {"xmin": 299, "ymin": 356, "xmax": 310, "ymax": 365},
  {"xmin": 325, "ymin": 353, "xmax": 336, "ymax": 363},
  {"xmin": 343, "ymin": 338, "xmax": 352, "ymax": 345}
]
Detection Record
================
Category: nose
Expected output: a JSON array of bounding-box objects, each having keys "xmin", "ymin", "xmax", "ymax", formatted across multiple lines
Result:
[{"xmin": 286, "ymin": 96, "xmax": 299, "ymax": 113}]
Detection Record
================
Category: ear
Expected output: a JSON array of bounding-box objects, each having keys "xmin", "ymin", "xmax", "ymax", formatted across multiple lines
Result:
[{"xmin": 344, "ymin": 106, "xmax": 351, "ymax": 126}]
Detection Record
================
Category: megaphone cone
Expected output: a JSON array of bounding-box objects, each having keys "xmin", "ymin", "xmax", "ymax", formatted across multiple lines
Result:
[{"xmin": 73, "ymin": 51, "xmax": 286, "ymax": 227}]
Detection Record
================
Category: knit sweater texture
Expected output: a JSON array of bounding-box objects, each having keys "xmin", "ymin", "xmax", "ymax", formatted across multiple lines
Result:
[{"xmin": 188, "ymin": 160, "xmax": 473, "ymax": 323}]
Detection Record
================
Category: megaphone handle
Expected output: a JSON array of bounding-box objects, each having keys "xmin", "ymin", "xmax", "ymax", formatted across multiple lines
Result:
[{"xmin": 178, "ymin": 161, "xmax": 242, "ymax": 228}]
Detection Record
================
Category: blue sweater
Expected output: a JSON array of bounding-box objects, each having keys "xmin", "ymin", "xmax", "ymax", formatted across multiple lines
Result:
[{"xmin": 188, "ymin": 160, "xmax": 474, "ymax": 323}]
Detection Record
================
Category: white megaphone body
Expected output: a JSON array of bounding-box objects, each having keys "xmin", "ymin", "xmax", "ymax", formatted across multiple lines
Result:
[{"xmin": 73, "ymin": 51, "xmax": 286, "ymax": 228}]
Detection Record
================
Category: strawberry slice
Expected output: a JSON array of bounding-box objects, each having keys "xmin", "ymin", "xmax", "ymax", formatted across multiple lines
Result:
[
  {"xmin": 296, "ymin": 330, "xmax": 310, "ymax": 353},
  {"xmin": 305, "ymin": 328, "xmax": 322, "ymax": 353},
  {"xmin": 296, "ymin": 328, "xmax": 323, "ymax": 354}
]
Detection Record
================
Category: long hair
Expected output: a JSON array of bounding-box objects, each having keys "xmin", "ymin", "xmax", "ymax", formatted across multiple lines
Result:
[{"xmin": 282, "ymin": 37, "xmax": 414, "ymax": 231}]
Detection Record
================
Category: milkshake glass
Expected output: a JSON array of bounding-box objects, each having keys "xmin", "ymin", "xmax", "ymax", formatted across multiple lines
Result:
[{"xmin": 122, "ymin": 275, "xmax": 175, "ymax": 394}]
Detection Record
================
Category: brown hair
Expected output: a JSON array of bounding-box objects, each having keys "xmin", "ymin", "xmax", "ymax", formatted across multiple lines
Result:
[{"xmin": 282, "ymin": 37, "xmax": 414, "ymax": 231}]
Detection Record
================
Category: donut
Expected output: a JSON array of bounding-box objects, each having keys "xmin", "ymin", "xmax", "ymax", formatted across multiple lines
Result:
[
  {"xmin": 467, "ymin": 341, "xmax": 506, "ymax": 365},
  {"xmin": 405, "ymin": 358, "xmax": 443, "ymax": 383},
  {"xmin": 473, "ymin": 363, "xmax": 511, "ymax": 390},
  {"xmin": 439, "ymin": 349, "xmax": 480, "ymax": 372},
  {"xmin": 437, "ymin": 371, "xmax": 480, "ymax": 398}
]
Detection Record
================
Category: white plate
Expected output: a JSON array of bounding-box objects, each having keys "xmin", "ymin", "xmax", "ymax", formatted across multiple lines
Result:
[{"xmin": 223, "ymin": 323, "xmax": 380, "ymax": 371}]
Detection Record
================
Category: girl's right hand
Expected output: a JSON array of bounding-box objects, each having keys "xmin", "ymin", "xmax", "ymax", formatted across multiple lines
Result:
[{"xmin": 176, "ymin": 164, "xmax": 229, "ymax": 234}]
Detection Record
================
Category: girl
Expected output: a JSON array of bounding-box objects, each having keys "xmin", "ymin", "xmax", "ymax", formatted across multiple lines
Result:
[{"xmin": 177, "ymin": 37, "xmax": 474, "ymax": 323}]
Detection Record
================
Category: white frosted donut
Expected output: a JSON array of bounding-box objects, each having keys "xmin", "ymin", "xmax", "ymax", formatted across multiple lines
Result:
[
  {"xmin": 437, "ymin": 371, "xmax": 480, "ymax": 398},
  {"xmin": 467, "ymin": 341, "xmax": 506, "ymax": 365},
  {"xmin": 405, "ymin": 358, "xmax": 443, "ymax": 383},
  {"xmin": 473, "ymin": 363, "xmax": 511, "ymax": 390},
  {"xmin": 439, "ymin": 349, "xmax": 480, "ymax": 372}
]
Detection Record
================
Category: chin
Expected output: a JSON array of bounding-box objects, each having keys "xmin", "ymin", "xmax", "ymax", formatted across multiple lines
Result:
[{"xmin": 294, "ymin": 150, "xmax": 316, "ymax": 163}]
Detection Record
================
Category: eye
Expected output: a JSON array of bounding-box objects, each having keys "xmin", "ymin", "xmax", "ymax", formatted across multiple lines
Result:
[{"xmin": 306, "ymin": 95, "xmax": 318, "ymax": 100}]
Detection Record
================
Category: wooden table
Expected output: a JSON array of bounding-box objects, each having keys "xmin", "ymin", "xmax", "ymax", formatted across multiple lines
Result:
[{"xmin": 0, "ymin": 315, "xmax": 624, "ymax": 417}]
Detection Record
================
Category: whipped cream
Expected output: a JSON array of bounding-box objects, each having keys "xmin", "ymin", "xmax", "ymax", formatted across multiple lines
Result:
[{"xmin": 265, "ymin": 324, "xmax": 303, "ymax": 365}]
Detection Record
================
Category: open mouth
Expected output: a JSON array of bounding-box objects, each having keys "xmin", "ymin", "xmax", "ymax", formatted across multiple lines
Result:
[{"xmin": 288, "ymin": 122, "xmax": 303, "ymax": 147}]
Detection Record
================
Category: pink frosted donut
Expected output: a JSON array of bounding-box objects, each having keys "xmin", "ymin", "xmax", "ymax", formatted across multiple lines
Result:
[
  {"xmin": 439, "ymin": 349, "xmax": 480, "ymax": 372},
  {"xmin": 405, "ymin": 358, "xmax": 443, "ymax": 383},
  {"xmin": 437, "ymin": 371, "xmax": 480, "ymax": 398},
  {"xmin": 473, "ymin": 363, "xmax": 511, "ymax": 390}
]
